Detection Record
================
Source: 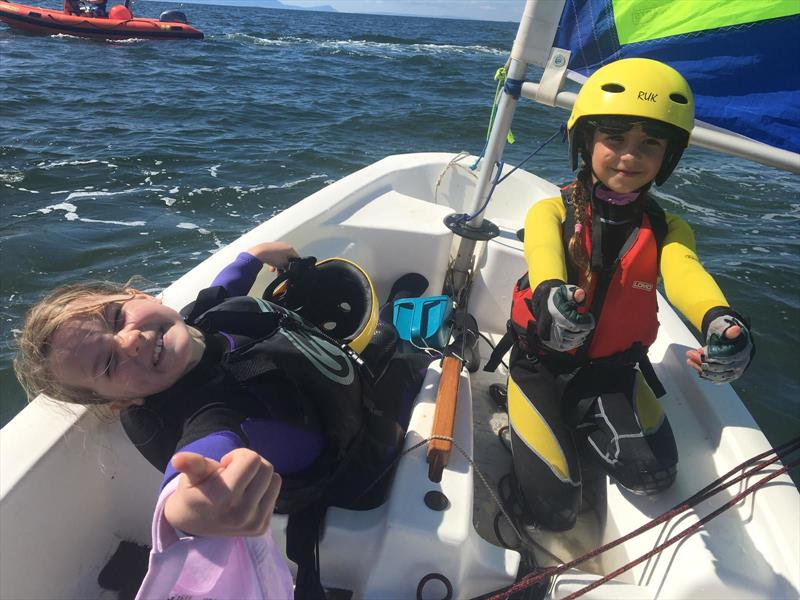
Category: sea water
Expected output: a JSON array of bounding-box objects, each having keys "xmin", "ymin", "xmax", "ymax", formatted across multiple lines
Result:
[{"xmin": 1, "ymin": 2, "xmax": 798, "ymax": 473}]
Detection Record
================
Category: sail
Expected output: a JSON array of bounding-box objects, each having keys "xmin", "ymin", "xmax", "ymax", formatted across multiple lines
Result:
[{"xmin": 550, "ymin": 0, "xmax": 800, "ymax": 155}]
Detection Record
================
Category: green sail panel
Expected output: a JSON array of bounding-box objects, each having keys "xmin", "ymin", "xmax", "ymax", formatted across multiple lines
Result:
[{"xmin": 612, "ymin": 0, "xmax": 799, "ymax": 45}]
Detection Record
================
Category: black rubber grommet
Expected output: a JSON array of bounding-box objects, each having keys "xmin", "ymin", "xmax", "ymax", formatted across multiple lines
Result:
[{"xmin": 416, "ymin": 572, "xmax": 453, "ymax": 600}]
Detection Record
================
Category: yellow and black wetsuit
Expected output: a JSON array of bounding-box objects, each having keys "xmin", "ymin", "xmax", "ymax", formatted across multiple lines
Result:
[
  {"xmin": 508, "ymin": 190, "xmax": 729, "ymax": 531},
  {"xmin": 524, "ymin": 195, "xmax": 728, "ymax": 331}
]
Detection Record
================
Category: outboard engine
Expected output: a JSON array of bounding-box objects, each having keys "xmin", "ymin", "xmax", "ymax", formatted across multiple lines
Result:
[{"xmin": 159, "ymin": 9, "xmax": 187, "ymax": 23}]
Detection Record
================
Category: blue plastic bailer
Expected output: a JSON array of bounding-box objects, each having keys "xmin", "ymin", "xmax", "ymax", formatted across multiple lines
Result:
[{"xmin": 392, "ymin": 295, "xmax": 453, "ymax": 351}]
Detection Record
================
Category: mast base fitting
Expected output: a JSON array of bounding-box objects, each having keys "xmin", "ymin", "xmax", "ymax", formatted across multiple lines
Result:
[{"xmin": 444, "ymin": 214, "xmax": 500, "ymax": 241}]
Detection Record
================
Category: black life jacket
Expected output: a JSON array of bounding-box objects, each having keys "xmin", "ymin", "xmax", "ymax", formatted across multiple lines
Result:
[
  {"xmin": 124, "ymin": 284, "xmax": 415, "ymax": 599},
  {"xmin": 123, "ymin": 285, "xmax": 381, "ymax": 515}
]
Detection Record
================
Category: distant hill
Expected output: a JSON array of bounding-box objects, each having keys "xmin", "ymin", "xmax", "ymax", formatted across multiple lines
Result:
[{"xmin": 244, "ymin": 0, "xmax": 336, "ymax": 11}]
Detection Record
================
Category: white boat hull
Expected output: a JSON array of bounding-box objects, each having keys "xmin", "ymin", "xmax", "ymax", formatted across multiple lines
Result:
[{"xmin": 2, "ymin": 153, "xmax": 798, "ymax": 599}]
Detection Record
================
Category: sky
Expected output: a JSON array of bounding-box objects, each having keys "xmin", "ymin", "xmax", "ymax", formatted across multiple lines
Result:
[{"xmin": 281, "ymin": 0, "xmax": 526, "ymax": 22}]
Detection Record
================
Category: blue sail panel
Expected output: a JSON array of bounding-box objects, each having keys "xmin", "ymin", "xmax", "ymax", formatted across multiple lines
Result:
[{"xmin": 553, "ymin": 0, "xmax": 800, "ymax": 154}]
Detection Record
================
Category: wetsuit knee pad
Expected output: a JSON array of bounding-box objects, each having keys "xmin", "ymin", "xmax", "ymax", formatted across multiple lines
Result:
[{"xmin": 584, "ymin": 371, "xmax": 678, "ymax": 495}]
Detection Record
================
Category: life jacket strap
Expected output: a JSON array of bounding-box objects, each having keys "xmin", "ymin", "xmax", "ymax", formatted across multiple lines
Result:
[
  {"xmin": 483, "ymin": 322, "xmax": 515, "ymax": 372},
  {"xmin": 587, "ymin": 343, "xmax": 666, "ymax": 398},
  {"xmin": 485, "ymin": 327, "xmax": 665, "ymax": 398},
  {"xmin": 286, "ymin": 502, "xmax": 327, "ymax": 600}
]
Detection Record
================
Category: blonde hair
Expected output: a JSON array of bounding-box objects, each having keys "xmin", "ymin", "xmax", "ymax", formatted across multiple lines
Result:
[
  {"xmin": 14, "ymin": 282, "xmax": 137, "ymax": 407},
  {"xmin": 567, "ymin": 162, "xmax": 594, "ymax": 290}
]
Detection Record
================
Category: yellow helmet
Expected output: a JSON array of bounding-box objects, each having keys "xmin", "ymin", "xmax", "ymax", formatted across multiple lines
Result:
[{"xmin": 567, "ymin": 58, "xmax": 695, "ymax": 185}]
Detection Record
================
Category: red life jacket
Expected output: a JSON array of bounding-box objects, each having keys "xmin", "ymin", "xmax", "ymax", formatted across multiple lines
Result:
[
  {"xmin": 492, "ymin": 188, "xmax": 667, "ymax": 372},
  {"xmin": 579, "ymin": 210, "xmax": 660, "ymax": 359}
]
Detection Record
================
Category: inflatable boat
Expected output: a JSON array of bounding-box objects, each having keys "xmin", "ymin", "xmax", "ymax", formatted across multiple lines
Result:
[{"xmin": 0, "ymin": 0, "xmax": 203, "ymax": 40}]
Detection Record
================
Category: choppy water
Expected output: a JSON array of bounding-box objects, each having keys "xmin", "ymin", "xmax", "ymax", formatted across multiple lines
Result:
[{"xmin": 1, "ymin": 2, "xmax": 798, "ymax": 464}]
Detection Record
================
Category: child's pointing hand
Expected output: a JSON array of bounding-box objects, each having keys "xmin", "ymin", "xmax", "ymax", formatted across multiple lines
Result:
[{"xmin": 164, "ymin": 448, "xmax": 282, "ymax": 537}]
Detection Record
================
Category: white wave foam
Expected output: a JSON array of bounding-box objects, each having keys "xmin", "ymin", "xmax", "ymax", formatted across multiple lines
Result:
[
  {"xmin": 656, "ymin": 191, "xmax": 725, "ymax": 224},
  {"xmin": 64, "ymin": 188, "xmax": 154, "ymax": 201},
  {"xmin": 187, "ymin": 186, "xmax": 225, "ymax": 196},
  {"xmin": 79, "ymin": 217, "xmax": 146, "ymax": 226},
  {"xmin": 38, "ymin": 202, "xmax": 77, "ymax": 215},
  {"xmin": 35, "ymin": 158, "xmax": 117, "ymax": 170},
  {"xmin": 0, "ymin": 171, "xmax": 24, "ymax": 184},
  {"xmin": 176, "ymin": 223, "xmax": 212, "ymax": 234},
  {"xmin": 763, "ymin": 203, "xmax": 800, "ymax": 222},
  {"xmin": 107, "ymin": 37, "xmax": 145, "ymax": 44},
  {"xmin": 225, "ymin": 33, "xmax": 503, "ymax": 57},
  {"xmin": 35, "ymin": 201, "xmax": 144, "ymax": 226},
  {"xmin": 225, "ymin": 33, "xmax": 304, "ymax": 46},
  {"xmin": 317, "ymin": 38, "xmax": 504, "ymax": 58},
  {"xmin": 267, "ymin": 173, "xmax": 326, "ymax": 189}
]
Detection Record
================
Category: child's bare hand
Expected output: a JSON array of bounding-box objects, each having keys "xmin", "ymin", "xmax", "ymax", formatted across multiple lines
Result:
[
  {"xmin": 245, "ymin": 241, "xmax": 298, "ymax": 272},
  {"xmin": 163, "ymin": 448, "xmax": 281, "ymax": 537}
]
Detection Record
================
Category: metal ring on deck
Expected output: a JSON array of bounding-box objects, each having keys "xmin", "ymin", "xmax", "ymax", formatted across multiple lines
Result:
[{"xmin": 444, "ymin": 213, "xmax": 500, "ymax": 241}]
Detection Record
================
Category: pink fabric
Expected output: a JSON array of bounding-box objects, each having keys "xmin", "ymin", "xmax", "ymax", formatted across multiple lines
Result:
[
  {"xmin": 594, "ymin": 186, "xmax": 640, "ymax": 205},
  {"xmin": 136, "ymin": 478, "xmax": 294, "ymax": 600}
]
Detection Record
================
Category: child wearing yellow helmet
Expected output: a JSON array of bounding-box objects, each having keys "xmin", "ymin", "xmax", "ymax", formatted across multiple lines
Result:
[{"xmin": 504, "ymin": 58, "xmax": 755, "ymax": 531}]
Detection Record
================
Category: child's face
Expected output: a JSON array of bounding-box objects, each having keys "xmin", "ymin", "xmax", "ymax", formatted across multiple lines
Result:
[
  {"xmin": 49, "ymin": 293, "xmax": 199, "ymax": 406},
  {"xmin": 591, "ymin": 124, "xmax": 667, "ymax": 193}
]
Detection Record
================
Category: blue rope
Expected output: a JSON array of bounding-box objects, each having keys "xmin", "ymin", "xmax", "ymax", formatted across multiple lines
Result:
[
  {"xmin": 496, "ymin": 123, "xmax": 565, "ymax": 185},
  {"xmin": 458, "ymin": 124, "xmax": 565, "ymax": 224},
  {"xmin": 470, "ymin": 141, "xmax": 489, "ymax": 172}
]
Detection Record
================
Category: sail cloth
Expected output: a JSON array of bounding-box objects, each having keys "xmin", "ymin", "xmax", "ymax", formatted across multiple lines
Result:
[{"xmin": 549, "ymin": 0, "xmax": 800, "ymax": 155}]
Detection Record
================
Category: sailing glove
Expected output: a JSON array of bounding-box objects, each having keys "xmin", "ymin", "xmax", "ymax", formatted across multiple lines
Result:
[
  {"xmin": 701, "ymin": 314, "xmax": 755, "ymax": 384},
  {"xmin": 535, "ymin": 284, "xmax": 596, "ymax": 352}
]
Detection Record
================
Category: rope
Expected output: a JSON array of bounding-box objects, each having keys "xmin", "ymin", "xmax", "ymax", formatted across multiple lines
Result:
[
  {"xmin": 351, "ymin": 409, "xmax": 799, "ymax": 598},
  {"xmin": 472, "ymin": 65, "xmax": 516, "ymax": 171},
  {"xmin": 458, "ymin": 124, "xmax": 565, "ymax": 225},
  {"xmin": 487, "ymin": 435, "xmax": 800, "ymax": 599},
  {"xmin": 433, "ymin": 152, "xmax": 477, "ymax": 205},
  {"xmin": 561, "ymin": 456, "xmax": 800, "ymax": 600}
]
